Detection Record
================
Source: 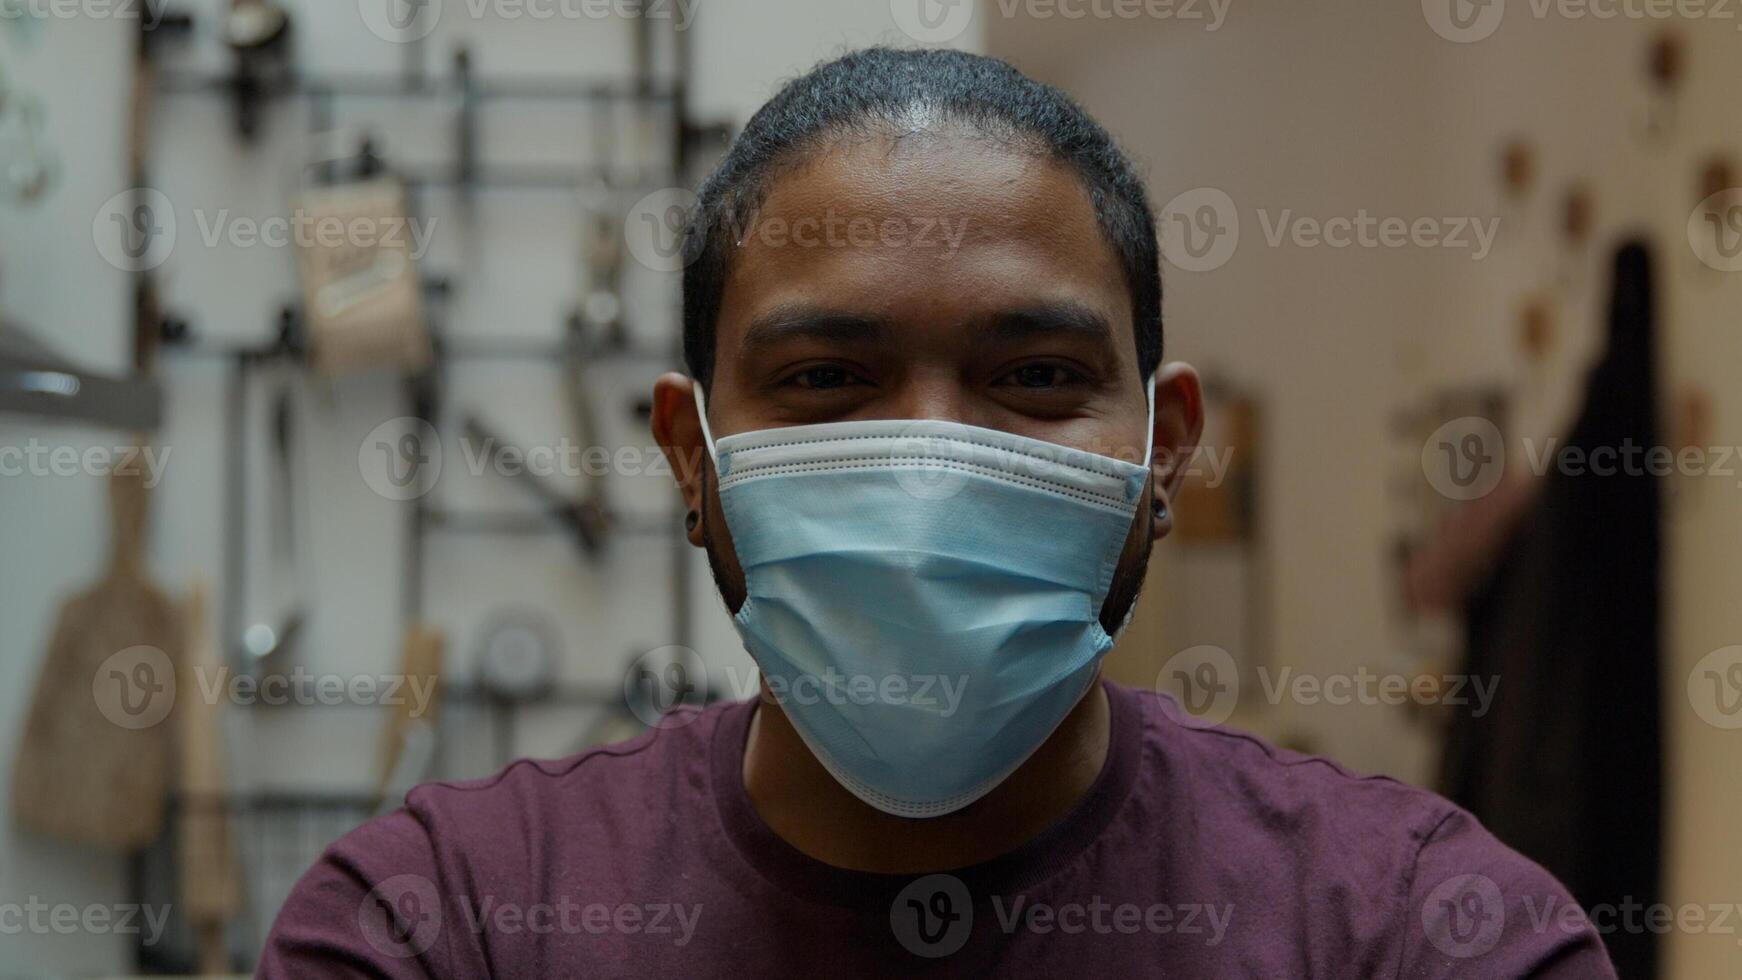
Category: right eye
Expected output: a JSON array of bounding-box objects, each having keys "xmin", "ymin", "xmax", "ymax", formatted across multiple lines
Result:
[{"xmin": 781, "ymin": 365, "xmax": 861, "ymax": 390}]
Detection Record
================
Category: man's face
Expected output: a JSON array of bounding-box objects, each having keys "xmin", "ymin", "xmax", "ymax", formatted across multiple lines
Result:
[{"xmin": 654, "ymin": 128, "xmax": 1202, "ymax": 627}]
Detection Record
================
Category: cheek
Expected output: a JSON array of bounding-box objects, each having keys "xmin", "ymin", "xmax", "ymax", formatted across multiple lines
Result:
[{"xmin": 702, "ymin": 474, "xmax": 749, "ymax": 606}]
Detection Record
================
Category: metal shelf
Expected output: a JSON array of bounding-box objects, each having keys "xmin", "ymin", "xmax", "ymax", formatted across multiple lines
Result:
[
  {"xmin": 425, "ymin": 507, "xmax": 675, "ymax": 538},
  {"xmin": 154, "ymin": 69, "xmax": 682, "ymax": 105},
  {"xmin": 0, "ymin": 321, "xmax": 163, "ymax": 430}
]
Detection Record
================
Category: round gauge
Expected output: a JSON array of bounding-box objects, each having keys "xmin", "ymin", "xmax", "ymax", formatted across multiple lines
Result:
[
  {"xmin": 476, "ymin": 610, "xmax": 559, "ymax": 702},
  {"xmin": 225, "ymin": 1, "xmax": 291, "ymax": 51}
]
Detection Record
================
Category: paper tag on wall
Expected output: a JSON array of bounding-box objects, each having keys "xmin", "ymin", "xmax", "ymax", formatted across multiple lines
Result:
[{"xmin": 293, "ymin": 177, "xmax": 431, "ymax": 375}]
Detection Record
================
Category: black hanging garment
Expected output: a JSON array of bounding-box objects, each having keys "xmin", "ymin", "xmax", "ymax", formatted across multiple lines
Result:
[{"xmin": 1440, "ymin": 240, "xmax": 1663, "ymax": 979}]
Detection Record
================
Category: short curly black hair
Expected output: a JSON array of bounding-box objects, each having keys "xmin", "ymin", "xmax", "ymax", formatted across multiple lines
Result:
[{"xmin": 681, "ymin": 46, "xmax": 1162, "ymax": 389}]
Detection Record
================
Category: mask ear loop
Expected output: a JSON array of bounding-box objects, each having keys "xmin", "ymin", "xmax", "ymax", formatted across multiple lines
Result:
[
  {"xmin": 691, "ymin": 379, "xmax": 719, "ymax": 467},
  {"xmin": 1143, "ymin": 373, "xmax": 1158, "ymax": 470},
  {"xmin": 1102, "ymin": 373, "xmax": 1162, "ymax": 641}
]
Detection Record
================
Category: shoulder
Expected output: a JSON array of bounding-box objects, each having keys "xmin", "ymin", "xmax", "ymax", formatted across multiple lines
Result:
[
  {"xmin": 259, "ymin": 700, "xmax": 739, "ymax": 977},
  {"xmin": 1127, "ymin": 684, "xmax": 1458, "ymax": 848},
  {"xmin": 404, "ymin": 699, "xmax": 727, "ymax": 836},
  {"xmin": 1120, "ymin": 686, "xmax": 1615, "ymax": 978}
]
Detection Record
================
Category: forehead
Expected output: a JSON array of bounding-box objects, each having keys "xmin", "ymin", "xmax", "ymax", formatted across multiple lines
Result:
[{"xmin": 713, "ymin": 131, "xmax": 1132, "ymax": 357}]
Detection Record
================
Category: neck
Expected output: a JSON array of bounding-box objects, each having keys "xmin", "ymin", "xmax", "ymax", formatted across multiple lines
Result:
[{"xmin": 740, "ymin": 676, "xmax": 1110, "ymax": 874}]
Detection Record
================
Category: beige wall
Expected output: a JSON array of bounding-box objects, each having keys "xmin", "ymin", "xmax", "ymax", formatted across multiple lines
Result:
[{"xmin": 988, "ymin": 2, "xmax": 1742, "ymax": 975}]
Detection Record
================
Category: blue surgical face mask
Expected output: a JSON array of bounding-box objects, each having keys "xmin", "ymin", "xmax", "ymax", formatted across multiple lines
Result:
[{"xmin": 695, "ymin": 381, "xmax": 1155, "ymax": 818}]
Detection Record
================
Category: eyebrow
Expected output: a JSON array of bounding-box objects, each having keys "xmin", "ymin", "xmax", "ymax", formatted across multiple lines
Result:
[
  {"xmin": 739, "ymin": 305, "xmax": 892, "ymax": 356},
  {"xmin": 735, "ymin": 301, "xmax": 1117, "ymax": 357},
  {"xmin": 977, "ymin": 304, "xmax": 1115, "ymax": 345}
]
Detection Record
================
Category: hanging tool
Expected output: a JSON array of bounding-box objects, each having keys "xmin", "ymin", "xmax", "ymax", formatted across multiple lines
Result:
[
  {"xmin": 374, "ymin": 626, "xmax": 445, "ymax": 809},
  {"xmin": 454, "ymin": 44, "xmax": 480, "ymax": 204},
  {"xmin": 1639, "ymin": 30, "xmax": 1683, "ymax": 142},
  {"xmin": 1556, "ymin": 183, "xmax": 1595, "ymax": 291},
  {"xmin": 224, "ymin": 0, "xmax": 293, "ymax": 141},
  {"xmin": 559, "ymin": 197, "xmax": 624, "ymax": 552},
  {"xmin": 463, "ymin": 413, "xmax": 607, "ymax": 558},
  {"xmin": 178, "ymin": 584, "xmax": 240, "ymax": 975},
  {"xmin": 10, "ymin": 470, "xmax": 180, "ymax": 849},
  {"xmin": 243, "ymin": 317, "xmax": 308, "ymax": 672},
  {"xmin": 0, "ymin": 84, "xmax": 59, "ymax": 205}
]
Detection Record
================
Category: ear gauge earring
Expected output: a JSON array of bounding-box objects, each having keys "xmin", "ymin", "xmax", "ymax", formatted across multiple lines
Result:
[
  {"xmin": 1152, "ymin": 499, "xmax": 1170, "ymax": 523},
  {"xmin": 685, "ymin": 511, "xmax": 700, "ymax": 532}
]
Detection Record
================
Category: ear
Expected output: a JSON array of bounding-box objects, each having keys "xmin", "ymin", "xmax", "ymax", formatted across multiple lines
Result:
[
  {"xmin": 650, "ymin": 372, "xmax": 710, "ymax": 547},
  {"xmin": 1148, "ymin": 362, "xmax": 1205, "ymax": 542}
]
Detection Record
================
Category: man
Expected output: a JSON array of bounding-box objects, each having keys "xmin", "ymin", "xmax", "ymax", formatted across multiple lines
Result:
[{"xmin": 263, "ymin": 48, "xmax": 1615, "ymax": 977}]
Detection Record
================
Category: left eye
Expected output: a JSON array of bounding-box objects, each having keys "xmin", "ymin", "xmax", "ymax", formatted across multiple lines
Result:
[
  {"xmin": 785, "ymin": 366, "xmax": 858, "ymax": 389},
  {"xmin": 1003, "ymin": 364, "xmax": 1082, "ymax": 389}
]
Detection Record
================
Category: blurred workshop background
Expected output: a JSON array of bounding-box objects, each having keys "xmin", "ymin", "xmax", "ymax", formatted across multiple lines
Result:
[{"xmin": 1, "ymin": 0, "xmax": 1740, "ymax": 975}]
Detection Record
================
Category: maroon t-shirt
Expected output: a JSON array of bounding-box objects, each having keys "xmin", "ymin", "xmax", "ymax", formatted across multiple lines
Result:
[{"xmin": 261, "ymin": 683, "xmax": 1614, "ymax": 977}]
